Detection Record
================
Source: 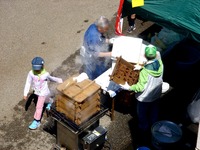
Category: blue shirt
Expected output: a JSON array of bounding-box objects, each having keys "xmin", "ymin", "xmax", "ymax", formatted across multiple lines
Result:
[
  {"xmin": 83, "ymin": 24, "xmax": 107, "ymax": 62},
  {"xmin": 82, "ymin": 24, "xmax": 109, "ymax": 79}
]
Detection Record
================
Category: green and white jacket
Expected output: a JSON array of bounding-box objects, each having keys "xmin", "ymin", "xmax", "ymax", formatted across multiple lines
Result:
[{"xmin": 130, "ymin": 59, "xmax": 163, "ymax": 102}]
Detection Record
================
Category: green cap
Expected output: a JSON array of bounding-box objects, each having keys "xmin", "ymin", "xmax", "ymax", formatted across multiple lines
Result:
[{"xmin": 145, "ymin": 45, "xmax": 157, "ymax": 59}]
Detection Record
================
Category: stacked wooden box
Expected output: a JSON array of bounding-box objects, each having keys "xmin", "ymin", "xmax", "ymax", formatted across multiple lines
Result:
[
  {"xmin": 110, "ymin": 56, "xmax": 140, "ymax": 86},
  {"xmin": 109, "ymin": 56, "xmax": 141, "ymax": 107},
  {"xmin": 56, "ymin": 77, "xmax": 101, "ymax": 125}
]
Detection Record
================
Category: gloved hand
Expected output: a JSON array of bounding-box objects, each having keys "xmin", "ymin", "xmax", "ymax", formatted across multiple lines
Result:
[
  {"xmin": 119, "ymin": 82, "xmax": 131, "ymax": 90},
  {"xmin": 109, "ymin": 38, "xmax": 116, "ymax": 44},
  {"xmin": 134, "ymin": 64, "xmax": 142, "ymax": 70},
  {"xmin": 107, "ymin": 90, "xmax": 116, "ymax": 98}
]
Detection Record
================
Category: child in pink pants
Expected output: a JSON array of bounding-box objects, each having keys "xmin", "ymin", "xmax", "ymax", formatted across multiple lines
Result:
[{"xmin": 23, "ymin": 57, "xmax": 63, "ymax": 130}]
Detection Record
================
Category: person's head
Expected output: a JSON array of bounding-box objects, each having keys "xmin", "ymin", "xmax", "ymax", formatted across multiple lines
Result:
[
  {"xmin": 95, "ymin": 16, "xmax": 109, "ymax": 34},
  {"xmin": 145, "ymin": 45, "xmax": 157, "ymax": 60},
  {"xmin": 31, "ymin": 57, "xmax": 44, "ymax": 74}
]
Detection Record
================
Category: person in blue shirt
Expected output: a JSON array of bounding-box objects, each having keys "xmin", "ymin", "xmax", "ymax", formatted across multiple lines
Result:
[{"xmin": 81, "ymin": 16, "xmax": 114, "ymax": 80}]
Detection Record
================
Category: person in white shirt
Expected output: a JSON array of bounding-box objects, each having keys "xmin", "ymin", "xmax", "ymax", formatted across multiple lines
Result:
[{"xmin": 23, "ymin": 57, "xmax": 63, "ymax": 130}]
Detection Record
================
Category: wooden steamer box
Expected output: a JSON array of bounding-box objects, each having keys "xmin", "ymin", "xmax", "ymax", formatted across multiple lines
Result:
[
  {"xmin": 110, "ymin": 56, "xmax": 140, "ymax": 86},
  {"xmin": 110, "ymin": 56, "xmax": 140, "ymax": 107},
  {"xmin": 56, "ymin": 77, "xmax": 101, "ymax": 125}
]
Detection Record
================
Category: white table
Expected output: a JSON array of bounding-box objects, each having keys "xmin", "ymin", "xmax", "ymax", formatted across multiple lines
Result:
[
  {"xmin": 95, "ymin": 68, "xmax": 121, "ymax": 96},
  {"xmin": 95, "ymin": 68, "xmax": 121, "ymax": 120}
]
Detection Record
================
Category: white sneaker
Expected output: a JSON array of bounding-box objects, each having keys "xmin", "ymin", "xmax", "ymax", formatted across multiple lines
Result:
[{"xmin": 127, "ymin": 25, "xmax": 136, "ymax": 33}]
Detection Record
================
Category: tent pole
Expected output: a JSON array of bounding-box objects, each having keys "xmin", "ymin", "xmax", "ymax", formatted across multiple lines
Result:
[{"xmin": 196, "ymin": 122, "xmax": 200, "ymax": 150}]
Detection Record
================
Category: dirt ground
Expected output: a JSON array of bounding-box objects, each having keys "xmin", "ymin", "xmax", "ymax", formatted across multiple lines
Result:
[
  {"xmin": 3, "ymin": 50, "xmax": 198, "ymax": 150},
  {"xmin": 0, "ymin": 0, "xmax": 117, "ymax": 149},
  {"xmin": 0, "ymin": 0, "xmax": 119, "ymax": 123},
  {"xmin": 1, "ymin": 6, "xmax": 198, "ymax": 148},
  {"xmin": 0, "ymin": 1, "xmax": 157, "ymax": 149},
  {"xmin": 2, "ymin": 1, "xmax": 198, "ymax": 149},
  {"xmin": 0, "ymin": 46, "xmax": 141, "ymax": 150}
]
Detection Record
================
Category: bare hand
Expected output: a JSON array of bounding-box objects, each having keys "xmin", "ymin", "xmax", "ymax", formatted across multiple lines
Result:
[
  {"xmin": 131, "ymin": 14, "xmax": 136, "ymax": 19},
  {"xmin": 109, "ymin": 52, "xmax": 112, "ymax": 57},
  {"xmin": 98, "ymin": 52, "xmax": 112, "ymax": 57},
  {"xmin": 23, "ymin": 96, "xmax": 27, "ymax": 101}
]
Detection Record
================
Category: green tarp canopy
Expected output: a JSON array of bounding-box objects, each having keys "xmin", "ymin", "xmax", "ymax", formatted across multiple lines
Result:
[{"xmin": 122, "ymin": 0, "xmax": 200, "ymax": 42}]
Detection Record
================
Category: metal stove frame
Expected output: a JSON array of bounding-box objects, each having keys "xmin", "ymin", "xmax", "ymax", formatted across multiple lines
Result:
[{"xmin": 49, "ymin": 106, "xmax": 109, "ymax": 150}]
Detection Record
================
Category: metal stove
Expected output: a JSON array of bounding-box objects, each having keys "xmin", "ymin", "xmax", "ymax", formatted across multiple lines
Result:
[{"xmin": 49, "ymin": 105, "xmax": 109, "ymax": 150}]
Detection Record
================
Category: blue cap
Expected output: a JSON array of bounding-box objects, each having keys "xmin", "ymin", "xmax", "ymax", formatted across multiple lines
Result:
[{"xmin": 31, "ymin": 57, "xmax": 44, "ymax": 70}]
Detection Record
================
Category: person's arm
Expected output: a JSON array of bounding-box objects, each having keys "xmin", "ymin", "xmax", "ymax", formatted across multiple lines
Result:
[
  {"xmin": 87, "ymin": 33, "xmax": 112, "ymax": 58},
  {"xmin": 98, "ymin": 52, "xmax": 112, "ymax": 57},
  {"xmin": 47, "ymin": 73, "xmax": 63, "ymax": 83},
  {"xmin": 23, "ymin": 71, "xmax": 32, "ymax": 100},
  {"xmin": 130, "ymin": 69, "xmax": 148, "ymax": 93}
]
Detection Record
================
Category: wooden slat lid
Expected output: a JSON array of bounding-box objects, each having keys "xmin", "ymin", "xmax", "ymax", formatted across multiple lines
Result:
[{"xmin": 57, "ymin": 77, "xmax": 100, "ymax": 103}]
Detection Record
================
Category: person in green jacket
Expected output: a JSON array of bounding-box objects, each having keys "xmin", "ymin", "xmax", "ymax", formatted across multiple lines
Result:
[{"xmin": 121, "ymin": 45, "xmax": 163, "ymax": 136}]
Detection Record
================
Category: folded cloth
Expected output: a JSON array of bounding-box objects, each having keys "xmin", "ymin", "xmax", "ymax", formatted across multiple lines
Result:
[{"xmin": 73, "ymin": 72, "xmax": 89, "ymax": 83}]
